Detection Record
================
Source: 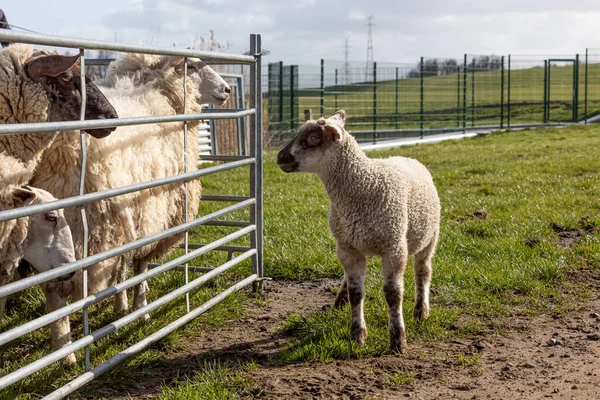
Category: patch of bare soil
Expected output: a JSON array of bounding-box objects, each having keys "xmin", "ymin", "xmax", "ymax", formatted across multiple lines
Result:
[{"xmin": 105, "ymin": 275, "xmax": 600, "ymax": 400}]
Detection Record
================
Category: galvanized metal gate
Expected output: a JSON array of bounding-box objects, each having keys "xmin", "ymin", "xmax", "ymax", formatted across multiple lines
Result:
[{"xmin": 0, "ymin": 30, "xmax": 263, "ymax": 398}]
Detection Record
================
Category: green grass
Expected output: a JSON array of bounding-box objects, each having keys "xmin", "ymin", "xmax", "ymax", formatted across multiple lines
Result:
[{"xmin": 2, "ymin": 124, "xmax": 600, "ymax": 398}]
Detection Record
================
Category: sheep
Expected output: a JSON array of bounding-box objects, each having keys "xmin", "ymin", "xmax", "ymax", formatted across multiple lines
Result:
[
  {"xmin": 0, "ymin": 44, "xmax": 118, "ymax": 170},
  {"xmin": 276, "ymin": 110, "xmax": 441, "ymax": 353},
  {"xmin": 30, "ymin": 53, "xmax": 231, "ymax": 362},
  {"xmin": 0, "ymin": 154, "xmax": 77, "ymax": 367}
]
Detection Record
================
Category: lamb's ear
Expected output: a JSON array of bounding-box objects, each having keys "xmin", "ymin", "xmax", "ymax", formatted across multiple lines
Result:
[
  {"xmin": 323, "ymin": 124, "xmax": 342, "ymax": 143},
  {"xmin": 327, "ymin": 110, "xmax": 346, "ymax": 129},
  {"xmin": 13, "ymin": 186, "xmax": 36, "ymax": 207}
]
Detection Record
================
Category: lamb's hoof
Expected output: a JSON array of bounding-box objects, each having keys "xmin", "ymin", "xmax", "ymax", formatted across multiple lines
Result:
[
  {"xmin": 351, "ymin": 326, "xmax": 368, "ymax": 348},
  {"xmin": 414, "ymin": 305, "xmax": 430, "ymax": 321},
  {"xmin": 63, "ymin": 353, "xmax": 77, "ymax": 367},
  {"xmin": 333, "ymin": 293, "xmax": 348, "ymax": 309},
  {"xmin": 141, "ymin": 313, "xmax": 151, "ymax": 323},
  {"xmin": 390, "ymin": 331, "xmax": 408, "ymax": 354}
]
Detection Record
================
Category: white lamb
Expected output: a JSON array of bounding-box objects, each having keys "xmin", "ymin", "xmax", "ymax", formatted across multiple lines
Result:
[
  {"xmin": 277, "ymin": 110, "xmax": 440, "ymax": 353},
  {"xmin": 0, "ymin": 153, "xmax": 76, "ymax": 325},
  {"xmin": 31, "ymin": 53, "xmax": 230, "ymax": 363}
]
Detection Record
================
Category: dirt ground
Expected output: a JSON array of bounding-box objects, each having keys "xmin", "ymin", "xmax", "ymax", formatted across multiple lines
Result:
[{"xmin": 104, "ymin": 274, "xmax": 600, "ymax": 400}]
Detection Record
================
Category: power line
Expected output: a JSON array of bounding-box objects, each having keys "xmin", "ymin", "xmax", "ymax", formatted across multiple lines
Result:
[{"xmin": 365, "ymin": 15, "xmax": 375, "ymax": 81}]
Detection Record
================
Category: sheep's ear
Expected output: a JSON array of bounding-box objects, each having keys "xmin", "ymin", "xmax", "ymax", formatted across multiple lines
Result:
[
  {"xmin": 13, "ymin": 186, "xmax": 36, "ymax": 207},
  {"xmin": 169, "ymin": 56, "xmax": 186, "ymax": 68},
  {"xmin": 327, "ymin": 110, "xmax": 346, "ymax": 129},
  {"xmin": 26, "ymin": 54, "xmax": 80, "ymax": 78},
  {"xmin": 323, "ymin": 124, "xmax": 342, "ymax": 143}
]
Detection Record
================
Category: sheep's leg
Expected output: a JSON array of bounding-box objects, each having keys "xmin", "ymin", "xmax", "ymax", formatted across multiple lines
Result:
[
  {"xmin": 42, "ymin": 282, "xmax": 76, "ymax": 366},
  {"xmin": 113, "ymin": 257, "xmax": 129, "ymax": 315},
  {"xmin": 333, "ymin": 272, "xmax": 349, "ymax": 308},
  {"xmin": 133, "ymin": 259, "xmax": 150, "ymax": 322},
  {"xmin": 382, "ymin": 252, "xmax": 408, "ymax": 354},
  {"xmin": 337, "ymin": 245, "xmax": 367, "ymax": 347},
  {"xmin": 413, "ymin": 232, "xmax": 438, "ymax": 321}
]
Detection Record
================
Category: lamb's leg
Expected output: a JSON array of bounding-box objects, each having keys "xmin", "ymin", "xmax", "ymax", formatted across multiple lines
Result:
[
  {"xmin": 337, "ymin": 245, "xmax": 367, "ymax": 347},
  {"xmin": 0, "ymin": 273, "xmax": 9, "ymax": 322},
  {"xmin": 413, "ymin": 231, "xmax": 438, "ymax": 321},
  {"xmin": 42, "ymin": 282, "xmax": 76, "ymax": 366},
  {"xmin": 113, "ymin": 257, "xmax": 129, "ymax": 315},
  {"xmin": 133, "ymin": 259, "xmax": 150, "ymax": 321},
  {"xmin": 382, "ymin": 251, "xmax": 408, "ymax": 353},
  {"xmin": 333, "ymin": 272, "xmax": 349, "ymax": 308}
]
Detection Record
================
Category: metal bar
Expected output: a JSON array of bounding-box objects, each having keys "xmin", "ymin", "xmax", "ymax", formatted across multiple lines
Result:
[
  {"xmin": 0, "ymin": 227, "xmax": 256, "ymax": 348},
  {"xmin": 395, "ymin": 67, "xmax": 399, "ymax": 130},
  {"xmin": 149, "ymin": 264, "xmax": 215, "ymax": 273},
  {"xmin": 543, "ymin": 60, "xmax": 548, "ymax": 123},
  {"xmin": 0, "ymin": 249, "xmax": 256, "ymax": 391},
  {"xmin": 0, "ymin": 158, "xmax": 255, "ymax": 222},
  {"xmin": 420, "ymin": 57, "xmax": 424, "ymax": 139},
  {"xmin": 574, "ymin": 55, "xmax": 579, "ymax": 122},
  {"xmin": 0, "ymin": 109, "xmax": 256, "ymax": 136},
  {"xmin": 463, "ymin": 54, "xmax": 467, "ymax": 133},
  {"xmin": 201, "ymin": 195, "xmax": 251, "ymax": 202},
  {"xmin": 320, "ymin": 58, "xmax": 325, "ymax": 117},
  {"xmin": 0, "ymin": 200, "xmax": 256, "ymax": 299},
  {"xmin": 203, "ymin": 220, "xmax": 251, "ymax": 228},
  {"xmin": 236, "ymin": 77, "xmax": 247, "ymax": 155},
  {"xmin": 290, "ymin": 65, "xmax": 295, "ymax": 131},
  {"xmin": 457, "ymin": 68, "xmax": 461, "ymax": 127},
  {"xmin": 183, "ymin": 57, "xmax": 190, "ymax": 314},
  {"xmin": 500, "ymin": 55, "xmax": 505, "ymax": 129},
  {"xmin": 183, "ymin": 244, "xmax": 251, "ymax": 252},
  {"xmin": 508, "ymin": 55, "xmax": 511, "ymax": 128},
  {"xmin": 279, "ymin": 61, "xmax": 284, "ymax": 126},
  {"xmin": 585, "ymin": 49, "xmax": 589, "ymax": 124},
  {"xmin": 335, "ymin": 69, "xmax": 338, "ymax": 111},
  {"xmin": 78, "ymin": 48, "xmax": 91, "ymax": 372},
  {"xmin": 471, "ymin": 58, "xmax": 475, "ymax": 127},
  {"xmin": 547, "ymin": 60, "xmax": 551, "ymax": 122},
  {"xmin": 42, "ymin": 274, "xmax": 258, "ymax": 400},
  {"xmin": 254, "ymin": 34, "xmax": 265, "ymax": 290},
  {"xmin": 249, "ymin": 35, "xmax": 259, "ymax": 291},
  {"xmin": 373, "ymin": 61, "xmax": 378, "ymax": 143},
  {"xmin": 0, "ymin": 30, "xmax": 255, "ymax": 63},
  {"xmin": 199, "ymin": 155, "xmax": 251, "ymax": 161}
]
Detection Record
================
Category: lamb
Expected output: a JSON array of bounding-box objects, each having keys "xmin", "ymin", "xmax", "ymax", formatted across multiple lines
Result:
[
  {"xmin": 30, "ymin": 53, "xmax": 231, "ymax": 362},
  {"xmin": 0, "ymin": 153, "xmax": 76, "ymax": 327},
  {"xmin": 276, "ymin": 110, "xmax": 441, "ymax": 353}
]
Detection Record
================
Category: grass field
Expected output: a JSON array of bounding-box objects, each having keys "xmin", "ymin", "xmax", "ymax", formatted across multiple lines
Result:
[
  {"xmin": 2, "ymin": 124, "xmax": 600, "ymax": 398},
  {"xmin": 269, "ymin": 61, "xmax": 600, "ymax": 136}
]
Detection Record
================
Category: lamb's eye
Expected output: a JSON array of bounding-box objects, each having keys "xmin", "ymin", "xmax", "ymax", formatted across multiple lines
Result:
[
  {"xmin": 307, "ymin": 134, "xmax": 320, "ymax": 146},
  {"xmin": 46, "ymin": 213, "xmax": 57, "ymax": 222},
  {"xmin": 60, "ymin": 75, "xmax": 71, "ymax": 82}
]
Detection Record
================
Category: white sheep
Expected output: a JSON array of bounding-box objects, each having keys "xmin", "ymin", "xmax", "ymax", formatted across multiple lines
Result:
[
  {"xmin": 30, "ymin": 53, "xmax": 230, "ymax": 362},
  {"xmin": 0, "ymin": 154, "xmax": 77, "ymax": 345},
  {"xmin": 276, "ymin": 110, "xmax": 440, "ymax": 353}
]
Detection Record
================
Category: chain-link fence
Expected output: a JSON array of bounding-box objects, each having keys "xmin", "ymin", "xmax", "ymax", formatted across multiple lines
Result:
[{"xmin": 266, "ymin": 51, "xmax": 599, "ymax": 148}]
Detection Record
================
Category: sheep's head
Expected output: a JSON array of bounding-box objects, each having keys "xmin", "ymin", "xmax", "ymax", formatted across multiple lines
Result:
[
  {"xmin": 277, "ymin": 110, "xmax": 347, "ymax": 174},
  {"xmin": 14, "ymin": 186, "xmax": 77, "ymax": 282},
  {"xmin": 169, "ymin": 56, "xmax": 231, "ymax": 106},
  {"xmin": 25, "ymin": 54, "xmax": 118, "ymax": 139}
]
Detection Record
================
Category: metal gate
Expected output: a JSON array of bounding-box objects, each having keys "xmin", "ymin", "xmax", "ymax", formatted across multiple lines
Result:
[
  {"xmin": 0, "ymin": 30, "xmax": 263, "ymax": 398},
  {"xmin": 544, "ymin": 58, "xmax": 579, "ymax": 122}
]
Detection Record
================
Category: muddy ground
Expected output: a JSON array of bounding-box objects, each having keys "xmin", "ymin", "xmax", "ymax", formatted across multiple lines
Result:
[{"xmin": 103, "ymin": 274, "xmax": 600, "ymax": 400}]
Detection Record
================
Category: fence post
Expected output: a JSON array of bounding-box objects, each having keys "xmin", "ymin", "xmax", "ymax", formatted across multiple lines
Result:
[
  {"xmin": 320, "ymin": 58, "xmax": 324, "ymax": 117},
  {"xmin": 457, "ymin": 67, "xmax": 461, "ymax": 127},
  {"xmin": 500, "ymin": 55, "xmax": 505, "ymax": 128},
  {"xmin": 508, "ymin": 55, "xmax": 511, "ymax": 128},
  {"xmin": 290, "ymin": 65, "xmax": 295, "ymax": 131},
  {"xmin": 420, "ymin": 57, "xmax": 424, "ymax": 139},
  {"xmin": 395, "ymin": 67, "xmax": 399, "ymax": 130},
  {"xmin": 471, "ymin": 58, "xmax": 475, "ymax": 127},
  {"xmin": 278, "ymin": 61, "xmax": 283, "ymax": 126},
  {"xmin": 585, "ymin": 48, "xmax": 589, "ymax": 124},
  {"xmin": 543, "ymin": 60, "xmax": 548, "ymax": 123},
  {"xmin": 574, "ymin": 54, "xmax": 579, "ymax": 122},
  {"xmin": 335, "ymin": 68, "xmax": 338, "ymax": 111},
  {"xmin": 463, "ymin": 54, "xmax": 467, "ymax": 133},
  {"xmin": 373, "ymin": 61, "xmax": 377, "ymax": 143}
]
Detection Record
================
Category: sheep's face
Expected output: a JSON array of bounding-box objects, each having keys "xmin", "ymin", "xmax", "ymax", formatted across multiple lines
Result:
[
  {"xmin": 171, "ymin": 57, "xmax": 231, "ymax": 106},
  {"xmin": 25, "ymin": 54, "xmax": 118, "ymax": 139},
  {"xmin": 14, "ymin": 186, "xmax": 77, "ymax": 282},
  {"xmin": 277, "ymin": 110, "xmax": 347, "ymax": 174}
]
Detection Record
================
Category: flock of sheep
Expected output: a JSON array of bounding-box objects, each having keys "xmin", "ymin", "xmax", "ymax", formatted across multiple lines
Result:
[
  {"xmin": 1, "ymin": 29, "xmax": 440, "ymax": 368},
  {"xmin": 0, "ymin": 41, "xmax": 231, "ymax": 365}
]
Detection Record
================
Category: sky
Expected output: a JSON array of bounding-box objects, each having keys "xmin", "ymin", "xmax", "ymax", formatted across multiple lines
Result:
[{"xmin": 3, "ymin": 0, "xmax": 600, "ymax": 66}]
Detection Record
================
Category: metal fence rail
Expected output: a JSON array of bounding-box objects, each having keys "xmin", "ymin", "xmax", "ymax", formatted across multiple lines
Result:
[
  {"xmin": 266, "ymin": 52, "xmax": 599, "ymax": 146},
  {"xmin": 0, "ymin": 30, "xmax": 263, "ymax": 398}
]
